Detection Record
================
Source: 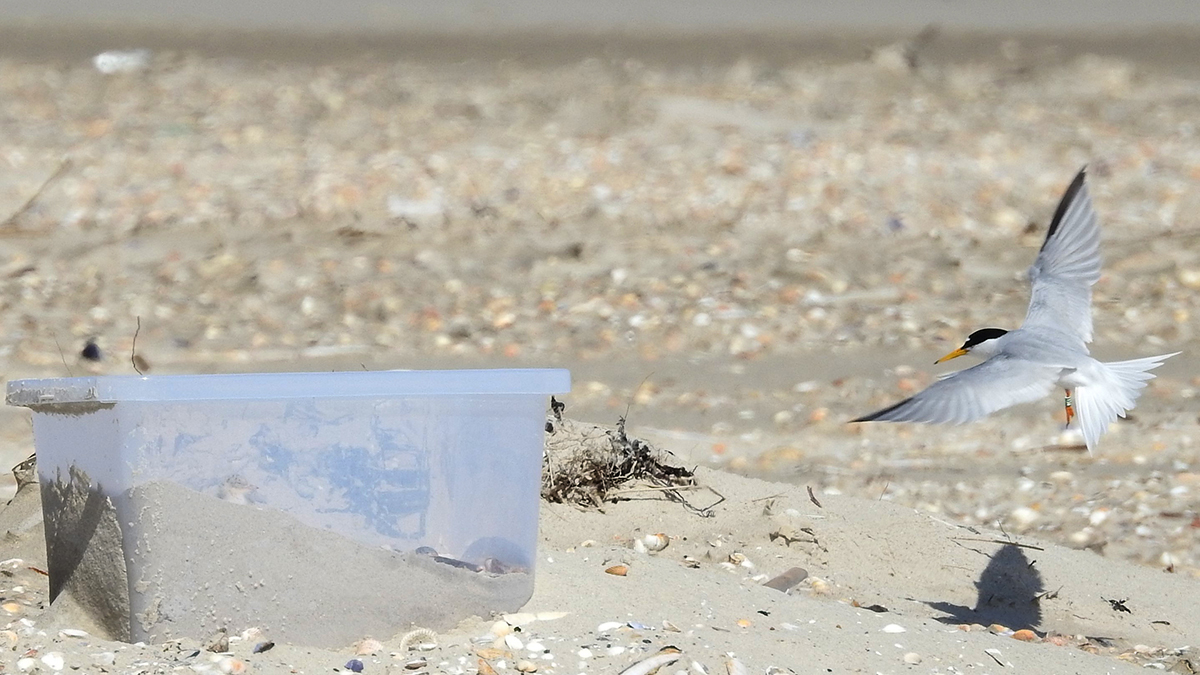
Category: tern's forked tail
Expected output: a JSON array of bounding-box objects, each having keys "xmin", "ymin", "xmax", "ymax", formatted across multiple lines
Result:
[{"xmin": 1074, "ymin": 352, "xmax": 1179, "ymax": 452}]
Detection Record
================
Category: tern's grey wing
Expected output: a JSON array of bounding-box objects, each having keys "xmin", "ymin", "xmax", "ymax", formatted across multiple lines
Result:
[
  {"xmin": 851, "ymin": 356, "xmax": 1060, "ymax": 425},
  {"xmin": 1022, "ymin": 168, "xmax": 1101, "ymax": 346}
]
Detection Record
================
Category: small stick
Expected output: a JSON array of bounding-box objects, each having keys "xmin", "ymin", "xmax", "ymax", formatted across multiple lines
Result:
[
  {"xmin": 53, "ymin": 336, "xmax": 73, "ymax": 377},
  {"xmin": 131, "ymin": 316, "xmax": 144, "ymax": 375},
  {"xmin": 952, "ymin": 537, "xmax": 1045, "ymax": 552},
  {"xmin": 807, "ymin": 486, "xmax": 823, "ymax": 508},
  {"xmin": 0, "ymin": 159, "xmax": 72, "ymax": 230}
]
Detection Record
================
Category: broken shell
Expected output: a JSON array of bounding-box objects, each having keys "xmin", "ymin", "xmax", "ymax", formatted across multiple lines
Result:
[
  {"xmin": 597, "ymin": 621, "xmax": 624, "ymax": 632},
  {"xmin": 662, "ymin": 620, "xmax": 681, "ymax": 632},
  {"xmin": 1012, "ymin": 629, "xmax": 1038, "ymax": 642},
  {"xmin": 217, "ymin": 657, "xmax": 247, "ymax": 675},
  {"xmin": 618, "ymin": 647, "xmax": 683, "ymax": 675},
  {"xmin": 355, "ymin": 637, "xmax": 383, "ymax": 655},
  {"xmin": 475, "ymin": 647, "xmax": 506, "ymax": 660},
  {"xmin": 40, "ymin": 653, "xmax": 65, "ymax": 671},
  {"xmin": 253, "ymin": 641, "xmax": 275, "ymax": 654},
  {"xmin": 344, "ymin": 659, "xmax": 364, "ymax": 673},
  {"xmin": 504, "ymin": 633, "xmax": 525, "ymax": 651},
  {"xmin": 503, "ymin": 612, "xmax": 537, "ymax": 626},
  {"xmin": 727, "ymin": 552, "xmax": 746, "ymax": 565},
  {"xmin": 605, "ymin": 564, "xmax": 629, "ymax": 576},
  {"xmin": 478, "ymin": 659, "xmax": 499, "ymax": 675},
  {"xmin": 763, "ymin": 567, "xmax": 808, "ymax": 592},
  {"xmin": 725, "ymin": 656, "xmax": 748, "ymax": 675},
  {"xmin": 59, "ymin": 629, "xmax": 88, "ymax": 639},
  {"xmin": 515, "ymin": 660, "xmax": 538, "ymax": 673},
  {"xmin": 642, "ymin": 533, "xmax": 670, "ymax": 552},
  {"xmin": 490, "ymin": 620, "xmax": 514, "ymax": 637},
  {"xmin": 903, "ymin": 652, "xmax": 922, "ymax": 665},
  {"xmin": 404, "ymin": 657, "xmax": 428, "ymax": 670}
]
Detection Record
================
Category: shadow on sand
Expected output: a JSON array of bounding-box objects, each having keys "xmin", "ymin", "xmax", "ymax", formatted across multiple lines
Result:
[{"xmin": 928, "ymin": 543, "xmax": 1044, "ymax": 631}]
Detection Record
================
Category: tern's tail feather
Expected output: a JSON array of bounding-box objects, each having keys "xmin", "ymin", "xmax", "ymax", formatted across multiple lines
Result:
[{"xmin": 1075, "ymin": 352, "xmax": 1179, "ymax": 452}]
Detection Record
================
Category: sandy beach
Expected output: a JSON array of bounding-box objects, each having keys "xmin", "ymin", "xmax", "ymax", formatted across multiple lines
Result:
[{"xmin": 1, "ymin": 19, "xmax": 1198, "ymax": 674}]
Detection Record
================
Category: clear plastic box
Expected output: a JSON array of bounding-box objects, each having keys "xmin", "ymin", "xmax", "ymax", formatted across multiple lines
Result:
[{"xmin": 6, "ymin": 369, "xmax": 569, "ymax": 647}]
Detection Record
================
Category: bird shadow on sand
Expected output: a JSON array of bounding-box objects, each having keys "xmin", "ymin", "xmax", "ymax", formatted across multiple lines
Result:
[{"xmin": 926, "ymin": 543, "xmax": 1045, "ymax": 630}]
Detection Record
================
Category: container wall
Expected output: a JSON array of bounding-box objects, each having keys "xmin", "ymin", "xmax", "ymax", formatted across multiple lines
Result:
[{"xmin": 112, "ymin": 393, "xmax": 549, "ymax": 645}]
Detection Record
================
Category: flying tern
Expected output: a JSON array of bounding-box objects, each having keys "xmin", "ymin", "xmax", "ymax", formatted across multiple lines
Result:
[{"xmin": 853, "ymin": 168, "xmax": 1178, "ymax": 452}]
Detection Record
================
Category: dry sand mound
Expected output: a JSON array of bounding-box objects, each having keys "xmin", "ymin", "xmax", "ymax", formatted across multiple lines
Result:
[{"xmin": 1, "ymin": 421, "xmax": 1197, "ymax": 673}]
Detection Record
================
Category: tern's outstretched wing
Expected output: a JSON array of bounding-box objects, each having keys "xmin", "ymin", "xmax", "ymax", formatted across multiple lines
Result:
[
  {"xmin": 1022, "ymin": 168, "xmax": 1101, "ymax": 347},
  {"xmin": 851, "ymin": 356, "xmax": 1060, "ymax": 425}
]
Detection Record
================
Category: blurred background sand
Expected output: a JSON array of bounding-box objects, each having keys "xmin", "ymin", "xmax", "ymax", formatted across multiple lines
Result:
[{"xmin": 0, "ymin": 2, "xmax": 1198, "ymax": 573}]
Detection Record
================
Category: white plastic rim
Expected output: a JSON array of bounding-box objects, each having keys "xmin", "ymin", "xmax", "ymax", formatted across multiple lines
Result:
[{"xmin": 6, "ymin": 368, "xmax": 571, "ymax": 407}]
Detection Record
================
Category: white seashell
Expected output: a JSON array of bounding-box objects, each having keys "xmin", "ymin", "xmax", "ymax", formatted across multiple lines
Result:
[
  {"xmin": 41, "ymin": 652, "xmax": 66, "ymax": 671},
  {"xmin": 525, "ymin": 640, "xmax": 546, "ymax": 653},
  {"xmin": 503, "ymin": 612, "xmax": 537, "ymax": 626},
  {"xmin": 404, "ymin": 657, "xmax": 428, "ymax": 670},
  {"xmin": 355, "ymin": 637, "xmax": 383, "ymax": 655},
  {"xmin": 642, "ymin": 533, "xmax": 670, "ymax": 552},
  {"xmin": 597, "ymin": 621, "xmax": 624, "ymax": 632},
  {"xmin": 633, "ymin": 538, "xmax": 648, "ymax": 554},
  {"xmin": 535, "ymin": 611, "xmax": 569, "ymax": 621},
  {"xmin": 490, "ymin": 620, "xmax": 513, "ymax": 637},
  {"xmin": 16, "ymin": 658, "xmax": 36, "ymax": 672},
  {"xmin": 903, "ymin": 653, "xmax": 922, "ymax": 665},
  {"xmin": 662, "ymin": 620, "xmax": 681, "ymax": 632},
  {"xmin": 515, "ymin": 660, "xmax": 538, "ymax": 673},
  {"xmin": 724, "ymin": 656, "xmax": 748, "ymax": 675},
  {"xmin": 59, "ymin": 629, "xmax": 89, "ymax": 638},
  {"xmin": 577, "ymin": 648, "xmax": 593, "ymax": 659},
  {"xmin": 618, "ymin": 648, "xmax": 683, "ymax": 675},
  {"xmin": 691, "ymin": 661, "xmax": 709, "ymax": 675},
  {"xmin": 504, "ymin": 634, "xmax": 524, "ymax": 651},
  {"xmin": 881, "ymin": 623, "xmax": 907, "ymax": 633}
]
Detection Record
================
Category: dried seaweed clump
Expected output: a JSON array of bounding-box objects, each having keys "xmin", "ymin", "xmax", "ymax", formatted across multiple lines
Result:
[{"xmin": 542, "ymin": 398, "xmax": 717, "ymax": 516}]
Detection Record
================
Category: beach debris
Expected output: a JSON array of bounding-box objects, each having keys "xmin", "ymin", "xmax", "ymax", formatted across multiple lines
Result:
[
  {"xmin": 58, "ymin": 628, "xmax": 88, "ymax": 639},
  {"xmin": 618, "ymin": 647, "xmax": 683, "ymax": 675},
  {"xmin": 881, "ymin": 623, "xmax": 907, "ymax": 633},
  {"xmin": 850, "ymin": 600, "xmax": 889, "ymax": 613},
  {"xmin": 40, "ymin": 652, "xmax": 65, "ymax": 671},
  {"xmin": 81, "ymin": 339, "xmax": 102, "ymax": 362},
  {"xmin": 355, "ymin": 637, "xmax": 383, "ymax": 655},
  {"xmin": 1104, "ymin": 597, "xmax": 1132, "ymax": 613},
  {"xmin": 542, "ymin": 405, "xmax": 719, "ymax": 516},
  {"xmin": 344, "ymin": 658, "xmax": 365, "ymax": 672},
  {"xmin": 404, "ymin": 657, "xmax": 428, "ymax": 670},
  {"xmin": 205, "ymin": 627, "xmax": 229, "ymax": 653},
  {"xmin": 597, "ymin": 621, "xmax": 624, "ymax": 632},
  {"xmin": 503, "ymin": 612, "xmax": 537, "ymax": 626},
  {"xmin": 662, "ymin": 620, "xmax": 681, "ymax": 632},
  {"xmin": 903, "ymin": 652, "xmax": 923, "ymax": 665},
  {"xmin": 606, "ymin": 564, "xmax": 630, "ymax": 576},
  {"xmin": 398, "ymin": 627, "xmax": 438, "ymax": 651},
  {"xmin": 92, "ymin": 49, "xmax": 151, "ymax": 74},
  {"xmin": 724, "ymin": 656, "xmax": 748, "ymax": 675},
  {"xmin": 477, "ymin": 658, "xmax": 499, "ymax": 675},
  {"xmin": 645, "ymin": 533, "xmax": 670, "ymax": 551},
  {"xmin": 253, "ymin": 641, "xmax": 275, "ymax": 654},
  {"xmin": 691, "ymin": 662, "xmax": 709, "ymax": 675}
]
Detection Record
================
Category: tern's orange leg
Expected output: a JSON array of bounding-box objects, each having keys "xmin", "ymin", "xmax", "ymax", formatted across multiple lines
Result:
[{"xmin": 1064, "ymin": 389, "xmax": 1075, "ymax": 425}]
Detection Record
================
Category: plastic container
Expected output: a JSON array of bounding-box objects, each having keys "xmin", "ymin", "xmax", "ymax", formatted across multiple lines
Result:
[{"xmin": 6, "ymin": 369, "xmax": 569, "ymax": 647}]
